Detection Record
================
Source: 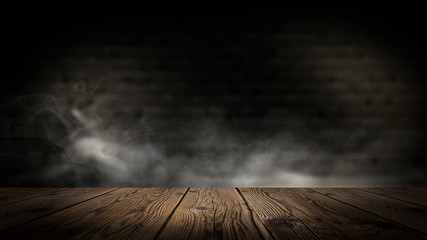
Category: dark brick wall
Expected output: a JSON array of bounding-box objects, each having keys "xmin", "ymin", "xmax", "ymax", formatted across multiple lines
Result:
[{"xmin": 1, "ymin": 8, "xmax": 426, "ymax": 186}]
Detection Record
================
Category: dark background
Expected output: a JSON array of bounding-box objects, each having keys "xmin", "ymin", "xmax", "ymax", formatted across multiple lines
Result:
[{"xmin": 1, "ymin": 7, "xmax": 426, "ymax": 186}]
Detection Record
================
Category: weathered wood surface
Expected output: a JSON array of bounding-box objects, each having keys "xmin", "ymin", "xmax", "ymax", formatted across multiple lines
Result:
[
  {"xmin": 156, "ymin": 188, "xmax": 265, "ymax": 240},
  {"xmin": 0, "ymin": 188, "xmax": 117, "ymax": 231},
  {"xmin": 312, "ymin": 188, "xmax": 427, "ymax": 234},
  {"xmin": 0, "ymin": 188, "xmax": 426, "ymax": 239},
  {"xmin": 4, "ymin": 188, "xmax": 186, "ymax": 240},
  {"xmin": 357, "ymin": 188, "xmax": 427, "ymax": 207},
  {"xmin": 0, "ymin": 188, "xmax": 70, "ymax": 206},
  {"xmin": 240, "ymin": 188, "xmax": 426, "ymax": 240}
]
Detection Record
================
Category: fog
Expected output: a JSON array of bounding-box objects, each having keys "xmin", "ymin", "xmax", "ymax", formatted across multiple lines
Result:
[{"xmin": 1, "ymin": 8, "xmax": 426, "ymax": 186}]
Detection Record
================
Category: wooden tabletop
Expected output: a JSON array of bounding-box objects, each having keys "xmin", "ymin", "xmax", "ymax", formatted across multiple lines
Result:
[{"xmin": 0, "ymin": 188, "xmax": 426, "ymax": 239}]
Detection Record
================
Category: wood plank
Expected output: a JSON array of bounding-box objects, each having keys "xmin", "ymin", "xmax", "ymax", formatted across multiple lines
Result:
[
  {"xmin": 156, "ymin": 188, "xmax": 265, "ymax": 240},
  {"xmin": 2, "ymin": 188, "xmax": 187, "ymax": 240},
  {"xmin": 312, "ymin": 188, "xmax": 427, "ymax": 234},
  {"xmin": 254, "ymin": 188, "xmax": 426, "ymax": 240},
  {"xmin": 0, "ymin": 187, "xmax": 117, "ymax": 231},
  {"xmin": 0, "ymin": 188, "xmax": 426, "ymax": 239},
  {"xmin": 212, "ymin": 188, "xmax": 266, "ymax": 240},
  {"xmin": 239, "ymin": 188, "xmax": 319, "ymax": 240},
  {"xmin": 156, "ymin": 188, "xmax": 216, "ymax": 240},
  {"xmin": 357, "ymin": 188, "xmax": 427, "ymax": 207},
  {"xmin": 0, "ymin": 188, "xmax": 70, "ymax": 206}
]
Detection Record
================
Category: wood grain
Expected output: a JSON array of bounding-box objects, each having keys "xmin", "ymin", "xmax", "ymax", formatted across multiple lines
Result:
[
  {"xmin": 312, "ymin": 188, "xmax": 427, "ymax": 234},
  {"xmin": 1, "ymin": 188, "xmax": 426, "ymax": 239},
  {"xmin": 156, "ymin": 188, "xmax": 216, "ymax": 240},
  {"xmin": 0, "ymin": 188, "xmax": 115, "ymax": 231},
  {"xmin": 0, "ymin": 188, "xmax": 117, "ymax": 231},
  {"xmin": 0, "ymin": 188, "xmax": 69, "ymax": 206},
  {"xmin": 212, "ymin": 188, "xmax": 266, "ymax": 240},
  {"xmin": 251, "ymin": 188, "xmax": 425, "ymax": 240},
  {"xmin": 357, "ymin": 188, "xmax": 427, "ymax": 207},
  {"xmin": 239, "ymin": 188, "xmax": 318, "ymax": 240},
  {"xmin": 2, "ymin": 188, "xmax": 187, "ymax": 240},
  {"xmin": 156, "ymin": 188, "xmax": 266, "ymax": 240}
]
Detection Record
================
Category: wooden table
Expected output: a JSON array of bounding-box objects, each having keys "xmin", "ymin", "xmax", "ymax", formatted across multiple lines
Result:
[{"xmin": 0, "ymin": 188, "xmax": 426, "ymax": 239}]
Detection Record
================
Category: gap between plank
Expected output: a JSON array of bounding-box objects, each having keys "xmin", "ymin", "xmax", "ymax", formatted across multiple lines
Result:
[
  {"xmin": 263, "ymin": 188, "xmax": 322, "ymax": 240},
  {"xmin": 1, "ymin": 187, "xmax": 121, "ymax": 232},
  {"xmin": 0, "ymin": 188, "xmax": 71, "ymax": 207},
  {"xmin": 237, "ymin": 188, "xmax": 321, "ymax": 240},
  {"xmin": 308, "ymin": 188, "xmax": 427, "ymax": 237},
  {"xmin": 212, "ymin": 193, "xmax": 217, "ymax": 240},
  {"xmin": 153, "ymin": 187, "xmax": 190, "ymax": 240},
  {"xmin": 235, "ymin": 188, "xmax": 275, "ymax": 240},
  {"xmin": 355, "ymin": 188, "xmax": 427, "ymax": 208}
]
